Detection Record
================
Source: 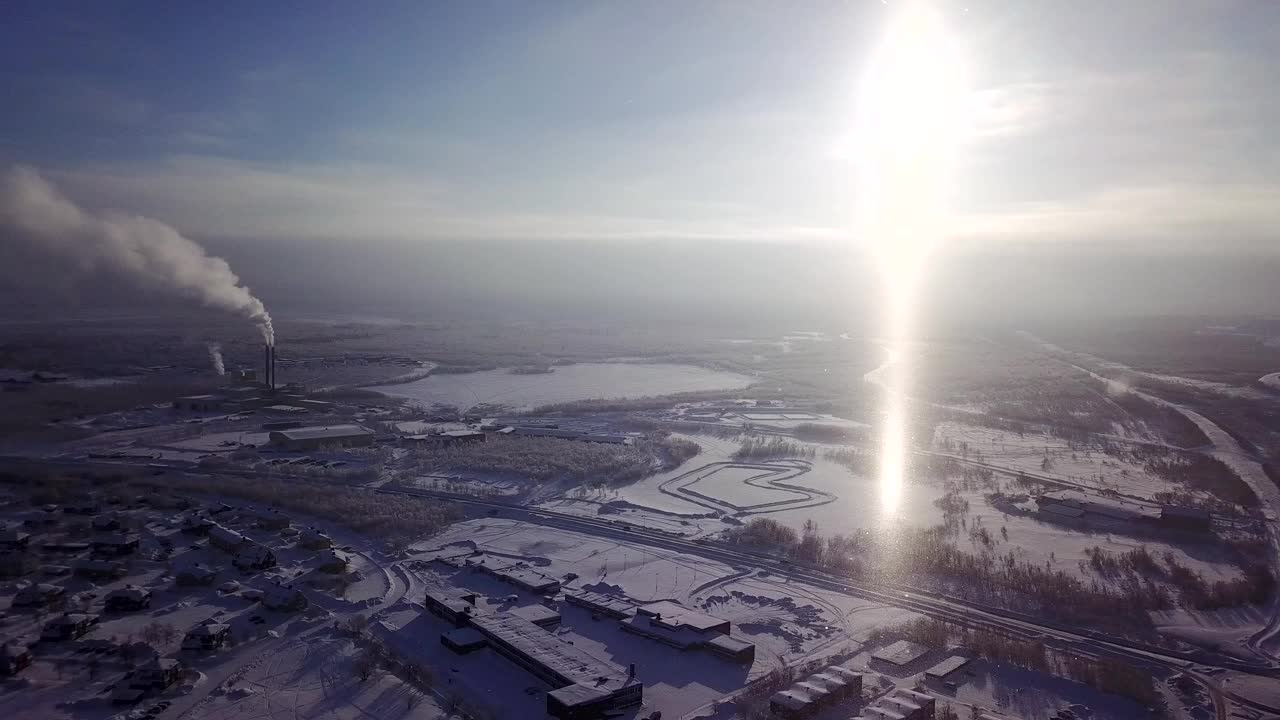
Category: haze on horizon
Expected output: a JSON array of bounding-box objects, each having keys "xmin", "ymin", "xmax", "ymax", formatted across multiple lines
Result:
[{"xmin": 2, "ymin": 0, "xmax": 1278, "ymax": 324}]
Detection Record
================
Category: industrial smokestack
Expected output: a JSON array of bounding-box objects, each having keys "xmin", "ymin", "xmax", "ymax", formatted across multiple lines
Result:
[
  {"xmin": 271, "ymin": 345, "xmax": 276, "ymax": 389},
  {"xmin": 264, "ymin": 345, "xmax": 272, "ymax": 390},
  {"xmin": 0, "ymin": 166, "xmax": 274, "ymax": 344}
]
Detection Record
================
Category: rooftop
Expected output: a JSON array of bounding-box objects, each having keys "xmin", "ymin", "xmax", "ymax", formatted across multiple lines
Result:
[
  {"xmin": 926, "ymin": 655, "xmax": 970, "ymax": 678},
  {"xmin": 872, "ymin": 639, "xmax": 930, "ymax": 666},
  {"xmin": 272, "ymin": 424, "xmax": 373, "ymax": 441},
  {"xmin": 469, "ymin": 612, "xmax": 630, "ymax": 691},
  {"xmin": 636, "ymin": 600, "xmax": 728, "ymax": 632}
]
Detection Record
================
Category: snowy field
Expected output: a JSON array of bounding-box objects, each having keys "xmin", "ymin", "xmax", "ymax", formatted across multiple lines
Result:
[
  {"xmin": 961, "ymin": 492, "xmax": 1245, "ymax": 583},
  {"xmin": 605, "ymin": 435, "xmax": 943, "ymax": 535},
  {"xmin": 933, "ymin": 421, "xmax": 1190, "ymax": 501},
  {"xmin": 187, "ymin": 634, "xmax": 446, "ymax": 720},
  {"xmin": 378, "ymin": 362, "xmax": 753, "ymax": 411}
]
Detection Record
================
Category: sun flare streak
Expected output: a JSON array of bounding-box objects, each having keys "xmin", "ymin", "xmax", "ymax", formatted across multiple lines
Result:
[{"xmin": 856, "ymin": 5, "xmax": 969, "ymax": 518}]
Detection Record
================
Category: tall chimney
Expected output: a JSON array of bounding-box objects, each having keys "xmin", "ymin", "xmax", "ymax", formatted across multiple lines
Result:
[
  {"xmin": 269, "ymin": 345, "xmax": 276, "ymax": 390},
  {"xmin": 264, "ymin": 345, "xmax": 272, "ymax": 390}
]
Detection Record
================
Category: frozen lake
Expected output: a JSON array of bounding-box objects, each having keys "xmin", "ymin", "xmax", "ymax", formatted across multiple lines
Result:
[{"xmin": 378, "ymin": 362, "xmax": 753, "ymax": 411}]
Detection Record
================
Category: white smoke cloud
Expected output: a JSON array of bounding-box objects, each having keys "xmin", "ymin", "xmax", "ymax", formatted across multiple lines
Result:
[
  {"xmin": 0, "ymin": 165, "xmax": 274, "ymax": 344},
  {"xmin": 206, "ymin": 342, "xmax": 225, "ymax": 376}
]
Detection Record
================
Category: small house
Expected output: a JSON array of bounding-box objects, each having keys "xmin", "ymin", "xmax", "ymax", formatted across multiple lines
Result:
[
  {"xmin": 12, "ymin": 582, "xmax": 66, "ymax": 607},
  {"xmin": 180, "ymin": 512, "xmax": 215, "ymax": 534},
  {"xmin": 91, "ymin": 533, "xmax": 140, "ymax": 556},
  {"xmin": 0, "ymin": 527, "xmax": 31, "ymax": 550},
  {"xmin": 105, "ymin": 585, "xmax": 152, "ymax": 612},
  {"xmin": 73, "ymin": 558, "xmax": 127, "ymax": 580},
  {"xmin": 298, "ymin": 527, "xmax": 332, "ymax": 549},
  {"xmin": 182, "ymin": 621, "xmax": 230, "ymax": 651},
  {"xmin": 316, "ymin": 549, "xmax": 350, "ymax": 574},
  {"xmin": 174, "ymin": 563, "xmax": 216, "ymax": 586},
  {"xmin": 132, "ymin": 657, "xmax": 182, "ymax": 689},
  {"xmin": 0, "ymin": 551, "xmax": 37, "ymax": 578},
  {"xmin": 41, "ymin": 612, "xmax": 99, "ymax": 641},
  {"xmin": 233, "ymin": 542, "xmax": 276, "ymax": 571},
  {"xmin": 0, "ymin": 644, "xmax": 32, "ymax": 676},
  {"xmin": 262, "ymin": 582, "xmax": 307, "ymax": 611},
  {"xmin": 91, "ymin": 514, "xmax": 121, "ymax": 532},
  {"xmin": 209, "ymin": 525, "xmax": 245, "ymax": 552},
  {"xmin": 255, "ymin": 508, "xmax": 291, "ymax": 531}
]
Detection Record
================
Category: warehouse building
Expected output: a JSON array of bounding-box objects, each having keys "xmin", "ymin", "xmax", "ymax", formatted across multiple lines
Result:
[
  {"xmin": 621, "ymin": 600, "xmax": 754, "ymax": 662},
  {"xmin": 871, "ymin": 639, "xmax": 930, "ymax": 669},
  {"xmin": 467, "ymin": 612, "xmax": 642, "ymax": 719},
  {"xmin": 269, "ymin": 424, "xmax": 375, "ymax": 451}
]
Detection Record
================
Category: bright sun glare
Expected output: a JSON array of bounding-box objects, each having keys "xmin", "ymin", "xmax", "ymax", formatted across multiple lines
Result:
[{"xmin": 856, "ymin": 4, "xmax": 969, "ymax": 518}]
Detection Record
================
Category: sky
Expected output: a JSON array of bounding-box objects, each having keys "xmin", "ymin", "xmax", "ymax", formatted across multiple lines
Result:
[{"xmin": 3, "ymin": 0, "xmax": 1278, "ymax": 255}]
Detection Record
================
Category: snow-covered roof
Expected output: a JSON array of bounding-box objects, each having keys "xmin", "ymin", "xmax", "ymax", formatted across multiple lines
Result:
[
  {"xmin": 271, "ymin": 424, "xmax": 373, "ymax": 441},
  {"xmin": 637, "ymin": 601, "xmax": 728, "ymax": 632},
  {"xmin": 15, "ymin": 582, "xmax": 64, "ymax": 599},
  {"xmin": 92, "ymin": 532, "xmax": 138, "ymax": 545},
  {"xmin": 1, "ymin": 643, "xmax": 30, "ymax": 658},
  {"xmin": 106, "ymin": 585, "xmax": 151, "ymax": 601},
  {"xmin": 925, "ymin": 655, "xmax": 970, "ymax": 678},
  {"xmin": 47, "ymin": 612, "xmax": 98, "ymax": 626},
  {"xmin": 187, "ymin": 622, "xmax": 229, "ymax": 636},
  {"xmin": 770, "ymin": 688, "xmax": 815, "ymax": 710},
  {"xmin": 209, "ymin": 525, "xmax": 245, "ymax": 544},
  {"xmin": 469, "ymin": 612, "xmax": 631, "ymax": 691},
  {"xmin": 872, "ymin": 639, "xmax": 929, "ymax": 666}
]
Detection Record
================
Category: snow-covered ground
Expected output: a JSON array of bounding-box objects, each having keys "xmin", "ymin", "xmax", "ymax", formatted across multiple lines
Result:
[
  {"xmin": 962, "ymin": 491, "xmax": 1244, "ymax": 583},
  {"xmin": 186, "ymin": 634, "xmax": 445, "ymax": 720},
  {"xmin": 933, "ymin": 421, "xmax": 1191, "ymax": 501},
  {"xmin": 604, "ymin": 434, "xmax": 942, "ymax": 536},
  {"xmin": 377, "ymin": 362, "xmax": 753, "ymax": 411}
]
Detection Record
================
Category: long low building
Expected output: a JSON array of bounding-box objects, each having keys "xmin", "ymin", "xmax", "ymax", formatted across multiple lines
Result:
[
  {"xmin": 860, "ymin": 688, "xmax": 936, "ymax": 720},
  {"xmin": 269, "ymin": 424, "xmax": 375, "ymax": 450},
  {"xmin": 466, "ymin": 612, "xmax": 642, "ymax": 719},
  {"xmin": 564, "ymin": 590, "xmax": 637, "ymax": 619},
  {"xmin": 770, "ymin": 663, "xmax": 863, "ymax": 718}
]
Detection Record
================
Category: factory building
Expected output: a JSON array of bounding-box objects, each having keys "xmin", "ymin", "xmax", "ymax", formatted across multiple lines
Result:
[
  {"xmin": 577, "ymin": 597, "xmax": 756, "ymax": 663},
  {"xmin": 268, "ymin": 424, "xmax": 375, "ymax": 451},
  {"xmin": 467, "ymin": 612, "xmax": 642, "ymax": 719}
]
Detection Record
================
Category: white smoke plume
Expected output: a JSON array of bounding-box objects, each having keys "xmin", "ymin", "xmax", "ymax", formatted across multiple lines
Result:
[
  {"xmin": 206, "ymin": 342, "xmax": 225, "ymax": 376},
  {"xmin": 0, "ymin": 166, "xmax": 274, "ymax": 345}
]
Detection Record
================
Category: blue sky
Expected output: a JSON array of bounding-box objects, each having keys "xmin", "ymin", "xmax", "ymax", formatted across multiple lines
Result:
[{"xmin": 2, "ymin": 0, "xmax": 1278, "ymax": 250}]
